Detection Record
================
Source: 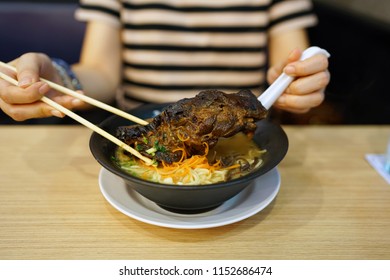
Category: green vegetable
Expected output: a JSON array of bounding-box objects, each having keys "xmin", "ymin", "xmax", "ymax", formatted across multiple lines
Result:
[
  {"xmin": 153, "ymin": 140, "xmax": 166, "ymax": 153},
  {"xmin": 135, "ymin": 144, "xmax": 142, "ymax": 151}
]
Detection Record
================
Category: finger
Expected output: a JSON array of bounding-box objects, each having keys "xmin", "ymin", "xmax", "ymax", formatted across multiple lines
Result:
[
  {"xmin": 50, "ymin": 89, "xmax": 86, "ymax": 110},
  {"xmin": 266, "ymin": 66, "xmax": 280, "ymax": 84},
  {"xmin": 274, "ymin": 90, "xmax": 324, "ymax": 111},
  {"xmin": 71, "ymin": 96, "xmax": 86, "ymax": 109},
  {"xmin": 275, "ymin": 106, "xmax": 310, "ymax": 114},
  {"xmin": 0, "ymin": 82, "xmax": 49, "ymax": 104},
  {"xmin": 51, "ymin": 95, "xmax": 82, "ymax": 109},
  {"xmin": 0, "ymin": 65, "xmax": 17, "ymax": 79},
  {"xmin": 0, "ymin": 97, "xmax": 64, "ymax": 121},
  {"xmin": 0, "ymin": 77, "xmax": 11, "ymax": 93},
  {"xmin": 286, "ymin": 71, "xmax": 330, "ymax": 95},
  {"xmin": 284, "ymin": 54, "xmax": 329, "ymax": 77}
]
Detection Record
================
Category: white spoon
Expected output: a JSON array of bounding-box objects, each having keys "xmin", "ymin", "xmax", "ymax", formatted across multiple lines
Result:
[{"xmin": 258, "ymin": 46, "xmax": 330, "ymax": 110}]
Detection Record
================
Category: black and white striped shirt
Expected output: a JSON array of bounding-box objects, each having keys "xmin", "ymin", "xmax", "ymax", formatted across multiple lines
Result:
[{"xmin": 76, "ymin": 0, "xmax": 317, "ymax": 109}]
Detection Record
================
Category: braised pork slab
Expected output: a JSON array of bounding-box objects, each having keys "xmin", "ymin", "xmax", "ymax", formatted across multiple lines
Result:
[{"xmin": 116, "ymin": 89, "xmax": 267, "ymax": 163}]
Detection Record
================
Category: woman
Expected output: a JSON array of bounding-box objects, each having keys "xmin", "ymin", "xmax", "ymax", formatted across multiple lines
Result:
[{"xmin": 0, "ymin": 0, "xmax": 330, "ymax": 121}]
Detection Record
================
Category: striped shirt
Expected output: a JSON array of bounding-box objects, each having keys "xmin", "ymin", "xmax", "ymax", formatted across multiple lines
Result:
[{"xmin": 75, "ymin": 0, "xmax": 317, "ymax": 110}]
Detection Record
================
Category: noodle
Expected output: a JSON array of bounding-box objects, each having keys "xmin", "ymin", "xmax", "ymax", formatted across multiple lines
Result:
[{"xmin": 114, "ymin": 133, "xmax": 266, "ymax": 185}]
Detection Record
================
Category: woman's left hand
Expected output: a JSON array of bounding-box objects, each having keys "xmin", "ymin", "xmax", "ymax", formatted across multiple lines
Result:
[{"xmin": 267, "ymin": 49, "xmax": 331, "ymax": 114}]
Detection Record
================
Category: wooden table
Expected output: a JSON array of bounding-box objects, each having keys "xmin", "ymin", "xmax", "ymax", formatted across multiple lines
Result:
[{"xmin": 0, "ymin": 125, "xmax": 389, "ymax": 260}]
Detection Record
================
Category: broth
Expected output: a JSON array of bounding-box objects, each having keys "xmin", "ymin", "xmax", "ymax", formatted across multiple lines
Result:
[{"xmin": 114, "ymin": 132, "xmax": 265, "ymax": 185}]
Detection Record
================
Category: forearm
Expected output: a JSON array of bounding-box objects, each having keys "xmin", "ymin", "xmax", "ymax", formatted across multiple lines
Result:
[
  {"xmin": 71, "ymin": 21, "xmax": 122, "ymax": 107},
  {"xmin": 72, "ymin": 64, "xmax": 118, "ymax": 106}
]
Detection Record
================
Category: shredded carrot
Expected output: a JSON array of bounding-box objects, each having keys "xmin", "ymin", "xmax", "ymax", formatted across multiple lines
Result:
[
  {"xmin": 128, "ymin": 140, "xmax": 245, "ymax": 184},
  {"xmin": 172, "ymin": 146, "xmax": 187, "ymax": 163},
  {"xmin": 149, "ymin": 152, "xmax": 231, "ymax": 184}
]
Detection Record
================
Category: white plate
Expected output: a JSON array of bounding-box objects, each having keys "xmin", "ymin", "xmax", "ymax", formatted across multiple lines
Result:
[{"xmin": 99, "ymin": 167, "xmax": 281, "ymax": 229}]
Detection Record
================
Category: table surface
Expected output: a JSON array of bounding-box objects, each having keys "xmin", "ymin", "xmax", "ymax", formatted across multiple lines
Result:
[{"xmin": 1, "ymin": 125, "xmax": 389, "ymax": 260}]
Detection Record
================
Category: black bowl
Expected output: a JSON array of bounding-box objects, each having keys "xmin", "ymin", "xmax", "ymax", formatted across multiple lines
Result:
[{"xmin": 89, "ymin": 103, "xmax": 288, "ymax": 213}]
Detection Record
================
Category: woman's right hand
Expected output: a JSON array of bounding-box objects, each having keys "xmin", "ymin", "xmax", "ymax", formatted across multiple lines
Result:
[{"xmin": 0, "ymin": 53, "xmax": 83, "ymax": 121}]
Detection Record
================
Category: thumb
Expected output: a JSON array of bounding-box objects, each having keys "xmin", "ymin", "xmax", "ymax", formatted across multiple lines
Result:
[
  {"xmin": 282, "ymin": 48, "xmax": 303, "ymax": 76},
  {"xmin": 14, "ymin": 54, "xmax": 45, "ymax": 88},
  {"xmin": 267, "ymin": 48, "xmax": 302, "ymax": 84},
  {"xmin": 286, "ymin": 48, "xmax": 302, "ymax": 64}
]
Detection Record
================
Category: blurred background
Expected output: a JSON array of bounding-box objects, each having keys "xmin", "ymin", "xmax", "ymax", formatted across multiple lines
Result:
[{"xmin": 0, "ymin": 0, "xmax": 389, "ymax": 124}]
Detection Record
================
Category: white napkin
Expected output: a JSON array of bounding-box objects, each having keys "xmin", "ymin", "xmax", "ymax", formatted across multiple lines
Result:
[{"xmin": 365, "ymin": 154, "xmax": 390, "ymax": 185}]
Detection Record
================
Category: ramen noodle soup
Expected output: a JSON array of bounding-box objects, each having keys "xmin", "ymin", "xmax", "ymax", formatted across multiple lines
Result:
[{"xmin": 114, "ymin": 132, "xmax": 266, "ymax": 185}]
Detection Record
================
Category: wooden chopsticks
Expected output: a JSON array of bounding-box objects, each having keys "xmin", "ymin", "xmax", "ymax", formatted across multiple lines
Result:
[{"xmin": 0, "ymin": 63, "xmax": 153, "ymax": 165}]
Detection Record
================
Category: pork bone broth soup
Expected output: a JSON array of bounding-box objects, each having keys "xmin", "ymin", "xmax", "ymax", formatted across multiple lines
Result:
[{"xmin": 113, "ymin": 133, "xmax": 266, "ymax": 185}]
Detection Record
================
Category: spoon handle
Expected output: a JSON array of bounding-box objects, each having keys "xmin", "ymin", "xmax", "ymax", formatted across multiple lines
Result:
[{"xmin": 258, "ymin": 46, "xmax": 330, "ymax": 110}]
